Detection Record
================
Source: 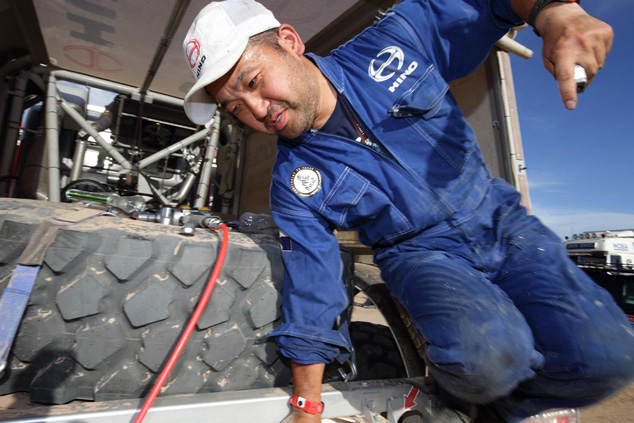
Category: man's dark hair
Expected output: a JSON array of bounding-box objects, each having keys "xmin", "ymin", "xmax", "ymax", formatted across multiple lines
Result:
[{"xmin": 247, "ymin": 28, "xmax": 285, "ymax": 53}]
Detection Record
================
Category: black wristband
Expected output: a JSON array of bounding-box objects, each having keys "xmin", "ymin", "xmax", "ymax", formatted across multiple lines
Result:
[{"xmin": 528, "ymin": 0, "xmax": 580, "ymax": 30}]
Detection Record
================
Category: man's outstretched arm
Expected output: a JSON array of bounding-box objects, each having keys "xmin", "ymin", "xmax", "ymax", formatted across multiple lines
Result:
[
  {"xmin": 281, "ymin": 362, "xmax": 325, "ymax": 423},
  {"xmin": 509, "ymin": 0, "xmax": 613, "ymax": 110}
]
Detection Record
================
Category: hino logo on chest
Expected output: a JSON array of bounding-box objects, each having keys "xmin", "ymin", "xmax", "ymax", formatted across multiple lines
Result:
[
  {"xmin": 368, "ymin": 46, "xmax": 418, "ymax": 92},
  {"xmin": 389, "ymin": 61, "xmax": 418, "ymax": 92}
]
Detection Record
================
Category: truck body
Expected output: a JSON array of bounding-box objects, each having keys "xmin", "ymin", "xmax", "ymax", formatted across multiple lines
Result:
[{"xmin": 564, "ymin": 230, "xmax": 634, "ymax": 326}]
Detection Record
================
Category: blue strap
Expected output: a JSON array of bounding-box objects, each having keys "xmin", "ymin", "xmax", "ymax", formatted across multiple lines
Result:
[
  {"xmin": 0, "ymin": 265, "xmax": 40, "ymax": 364},
  {"xmin": 0, "ymin": 209, "xmax": 104, "ymax": 374}
]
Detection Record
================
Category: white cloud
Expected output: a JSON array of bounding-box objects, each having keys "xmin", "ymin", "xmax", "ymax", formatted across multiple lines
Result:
[
  {"xmin": 531, "ymin": 205, "xmax": 634, "ymax": 240},
  {"xmin": 525, "ymin": 171, "xmax": 568, "ymax": 193}
]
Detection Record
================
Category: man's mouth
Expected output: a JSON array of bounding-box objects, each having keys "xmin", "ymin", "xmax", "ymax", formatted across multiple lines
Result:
[{"xmin": 270, "ymin": 110, "xmax": 287, "ymax": 132}]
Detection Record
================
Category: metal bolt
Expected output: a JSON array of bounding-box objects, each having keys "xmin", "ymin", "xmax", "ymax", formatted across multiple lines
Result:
[{"xmin": 180, "ymin": 224, "xmax": 196, "ymax": 236}]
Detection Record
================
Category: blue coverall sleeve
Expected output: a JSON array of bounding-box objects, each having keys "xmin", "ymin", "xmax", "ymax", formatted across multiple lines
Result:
[
  {"xmin": 267, "ymin": 205, "xmax": 352, "ymax": 365},
  {"xmin": 395, "ymin": 0, "xmax": 523, "ymax": 81}
]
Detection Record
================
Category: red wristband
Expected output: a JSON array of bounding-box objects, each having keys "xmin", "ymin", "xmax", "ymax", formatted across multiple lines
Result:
[{"xmin": 289, "ymin": 394, "xmax": 324, "ymax": 415}]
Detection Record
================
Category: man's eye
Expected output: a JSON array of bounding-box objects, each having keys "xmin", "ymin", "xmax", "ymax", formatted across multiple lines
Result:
[
  {"xmin": 249, "ymin": 76, "xmax": 257, "ymax": 88},
  {"xmin": 231, "ymin": 104, "xmax": 241, "ymax": 114}
]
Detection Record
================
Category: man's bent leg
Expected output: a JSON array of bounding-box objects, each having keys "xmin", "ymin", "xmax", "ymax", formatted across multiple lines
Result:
[
  {"xmin": 494, "ymin": 215, "xmax": 634, "ymax": 421},
  {"xmin": 377, "ymin": 248, "xmax": 545, "ymax": 405}
]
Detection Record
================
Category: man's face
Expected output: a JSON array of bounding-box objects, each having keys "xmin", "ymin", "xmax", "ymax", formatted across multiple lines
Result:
[{"xmin": 207, "ymin": 41, "xmax": 320, "ymax": 138}]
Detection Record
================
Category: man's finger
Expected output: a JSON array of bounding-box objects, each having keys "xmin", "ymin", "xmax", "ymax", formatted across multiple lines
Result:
[{"xmin": 554, "ymin": 59, "xmax": 579, "ymax": 110}]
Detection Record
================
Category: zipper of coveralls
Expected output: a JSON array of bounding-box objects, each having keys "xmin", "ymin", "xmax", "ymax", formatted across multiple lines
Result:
[
  {"xmin": 336, "ymin": 99, "xmax": 483, "ymax": 265},
  {"xmin": 341, "ymin": 92, "xmax": 487, "ymax": 262},
  {"xmin": 330, "ymin": 95, "xmax": 455, "ymax": 217}
]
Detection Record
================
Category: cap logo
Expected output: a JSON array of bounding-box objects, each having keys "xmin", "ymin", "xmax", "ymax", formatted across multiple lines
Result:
[
  {"xmin": 186, "ymin": 39, "xmax": 201, "ymax": 69},
  {"xmin": 196, "ymin": 55, "xmax": 207, "ymax": 79},
  {"xmin": 290, "ymin": 166, "xmax": 322, "ymax": 198}
]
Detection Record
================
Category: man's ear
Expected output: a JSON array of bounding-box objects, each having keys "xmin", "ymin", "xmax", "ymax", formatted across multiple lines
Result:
[{"xmin": 277, "ymin": 24, "xmax": 305, "ymax": 56}]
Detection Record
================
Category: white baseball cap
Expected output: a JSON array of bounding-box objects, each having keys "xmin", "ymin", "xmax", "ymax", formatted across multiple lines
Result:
[{"xmin": 182, "ymin": 0, "xmax": 280, "ymax": 125}]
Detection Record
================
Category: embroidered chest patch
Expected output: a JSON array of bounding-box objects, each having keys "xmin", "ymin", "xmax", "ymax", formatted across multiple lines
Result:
[{"xmin": 290, "ymin": 166, "xmax": 322, "ymax": 198}]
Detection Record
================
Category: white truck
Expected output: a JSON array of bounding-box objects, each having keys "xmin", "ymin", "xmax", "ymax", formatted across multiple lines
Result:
[
  {"xmin": 0, "ymin": 1, "xmax": 577, "ymax": 422},
  {"xmin": 565, "ymin": 230, "xmax": 634, "ymax": 269},
  {"xmin": 564, "ymin": 230, "xmax": 634, "ymax": 327}
]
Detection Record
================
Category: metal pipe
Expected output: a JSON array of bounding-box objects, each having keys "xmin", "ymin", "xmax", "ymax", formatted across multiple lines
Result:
[
  {"xmin": 28, "ymin": 71, "xmax": 46, "ymax": 92},
  {"xmin": 0, "ymin": 77, "xmax": 9, "ymax": 143},
  {"xmin": 139, "ymin": 0, "xmax": 192, "ymax": 94},
  {"xmin": 136, "ymin": 127, "xmax": 210, "ymax": 170},
  {"xmin": 220, "ymin": 123, "xmax": 240, "ymax": 215},
  {"xmin": 45, "ymin": 74, "xmax": 61, "ymax": 201},
  {"xmin": 59, "ymin": 100, "xmax": 133, "ymax": 171},
  {"xmin": 170, "ymin": 171, "xmax": 197, "ymax": 204},
  {"xmin": 0, "ymin": 54, "xmax": 33, "ymax": 82},
  {"xmin": 0, "ymin": 72, "xmax": 28, "ymax": 196},
  {"xmin": 69, "ymin": 139, "xmax": 88, "ymax": 181},
  {"xmin": 495, "ymin": 34, "xmax": 533, "ymax": 60},
  {"xmin": 143, "ymin": 172, "xmax": 187, "ymax": 189},
  {"xmin": 194, "ymin": 112, "xmax": 221, "ymax": 209},
  {"xmin": 43, "ymin": 69, "xmax": 184, "ymax": 108},
  {"xmin": 0, "ymin": 81, "xmax": 9, "ymax": 184},
  {"xmin": 232, "ymin": 125, "xmax": 246, "ymax": 217},
  {"xmin": 143, "ymin": 175, "xmax": 172, "ymax": 206}
]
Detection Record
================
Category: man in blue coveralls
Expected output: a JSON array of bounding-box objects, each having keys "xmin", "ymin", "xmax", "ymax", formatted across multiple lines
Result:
[{"xmin": 181, "ymin": 1, "xmax": 634, "ymax": 422}]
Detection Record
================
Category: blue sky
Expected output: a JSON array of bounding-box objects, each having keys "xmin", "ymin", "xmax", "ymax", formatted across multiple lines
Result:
[{"xmin": 510, "ymin": 1, "xmax": 634, "ymax": 239}]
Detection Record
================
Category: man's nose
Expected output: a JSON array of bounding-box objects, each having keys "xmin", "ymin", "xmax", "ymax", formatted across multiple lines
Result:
[{"xmin": 245, "ymin": 96, "xmax": 268, "ymax": 120}]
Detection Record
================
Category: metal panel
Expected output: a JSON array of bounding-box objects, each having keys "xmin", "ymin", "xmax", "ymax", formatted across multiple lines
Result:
[
  {"xmin": 0, "ymin": 378, "xmax": 436, "ymax": 423},
  {"xmin": 0, "ymin": 0, "xmax": 48, "ymax": 68},
  {"xmin": 450, "ymin": 54, "xmax": 509, "ymax": 180},
  {"xmin": 32, "ymin": 0, "xmax": 360, "ymax": 99},
  {"xmin": 237, "ymin": 131, "xmax": 278, "ymax": 216}
]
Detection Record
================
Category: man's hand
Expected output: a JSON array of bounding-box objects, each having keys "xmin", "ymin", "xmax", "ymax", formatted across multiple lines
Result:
[
  {"xmin": 534, "ymin": 3, "xmax": 613, "ymax": 110},
  {"xmin": 280, "ymin": 409, "xmax": 322, "ymax": 423}
]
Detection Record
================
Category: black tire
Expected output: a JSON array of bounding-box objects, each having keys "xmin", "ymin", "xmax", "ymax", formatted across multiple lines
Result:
[
  {"xmin": 354, "ymin": 263, "xmax": 427, "ymax": 379},
  {"xmin": 352, "ymin": 264, "xmax": 431, "ymax": 423},
  {"xmin": 350, "ymin": 321, "xmax": 407, "ymax": 380},
  {"xmin": 0, "ymin": 199, "xmax": 291, "ymax": 404},
  {"xmin": 0, "ymin": 199, "xmax": 424, "ymax": 408}
]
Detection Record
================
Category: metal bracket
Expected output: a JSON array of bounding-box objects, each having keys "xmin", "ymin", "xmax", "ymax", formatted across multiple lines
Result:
[
  {"xmin": 337, "ymin": 347, "xmax": 358, "ymax": 383},
  {"xmin": 385, "ymin": 385, "xmax": 423, "ymax": 423},
  {"xmin": 361, "ymin": 384, "xmax": 426, "ymax": 423},
  {"xmin": 361, "ymin": 395, "xmax": 380, "ymax": 423},
  {"xmin": 386, "ymin": 394, "xmax": 404, "ymax": 423},
  {"xmin": 130, "ymin": 91, "xmax": 154, "ymax": 103}
]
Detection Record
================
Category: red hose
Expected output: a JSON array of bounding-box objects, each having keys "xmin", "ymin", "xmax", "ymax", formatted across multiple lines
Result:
[{"xmin": 133, "ymin": 223, "xmax": 229, "ymax": 423}]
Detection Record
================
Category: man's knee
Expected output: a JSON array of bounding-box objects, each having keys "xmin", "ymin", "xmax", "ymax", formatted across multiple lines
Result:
[
  {"xmin": 426, "ymin": 316, "xmax": 543, "ymax": 404},
  {"xmin": 563, "ymin": 333, "xmax": 634, "ymax": 400},
  {"xmin": 591, "ymin": 357, "xmax": 634, "ymax": 399},
  {"xmin": 569, "ymin": 301, "xmax": 634, "ymax": 396}
]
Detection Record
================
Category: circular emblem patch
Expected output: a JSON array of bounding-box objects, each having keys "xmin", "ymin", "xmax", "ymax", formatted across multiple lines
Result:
[{"xmin": 290, "ymin": 166, "xmax": 322, "ymax": 198}]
